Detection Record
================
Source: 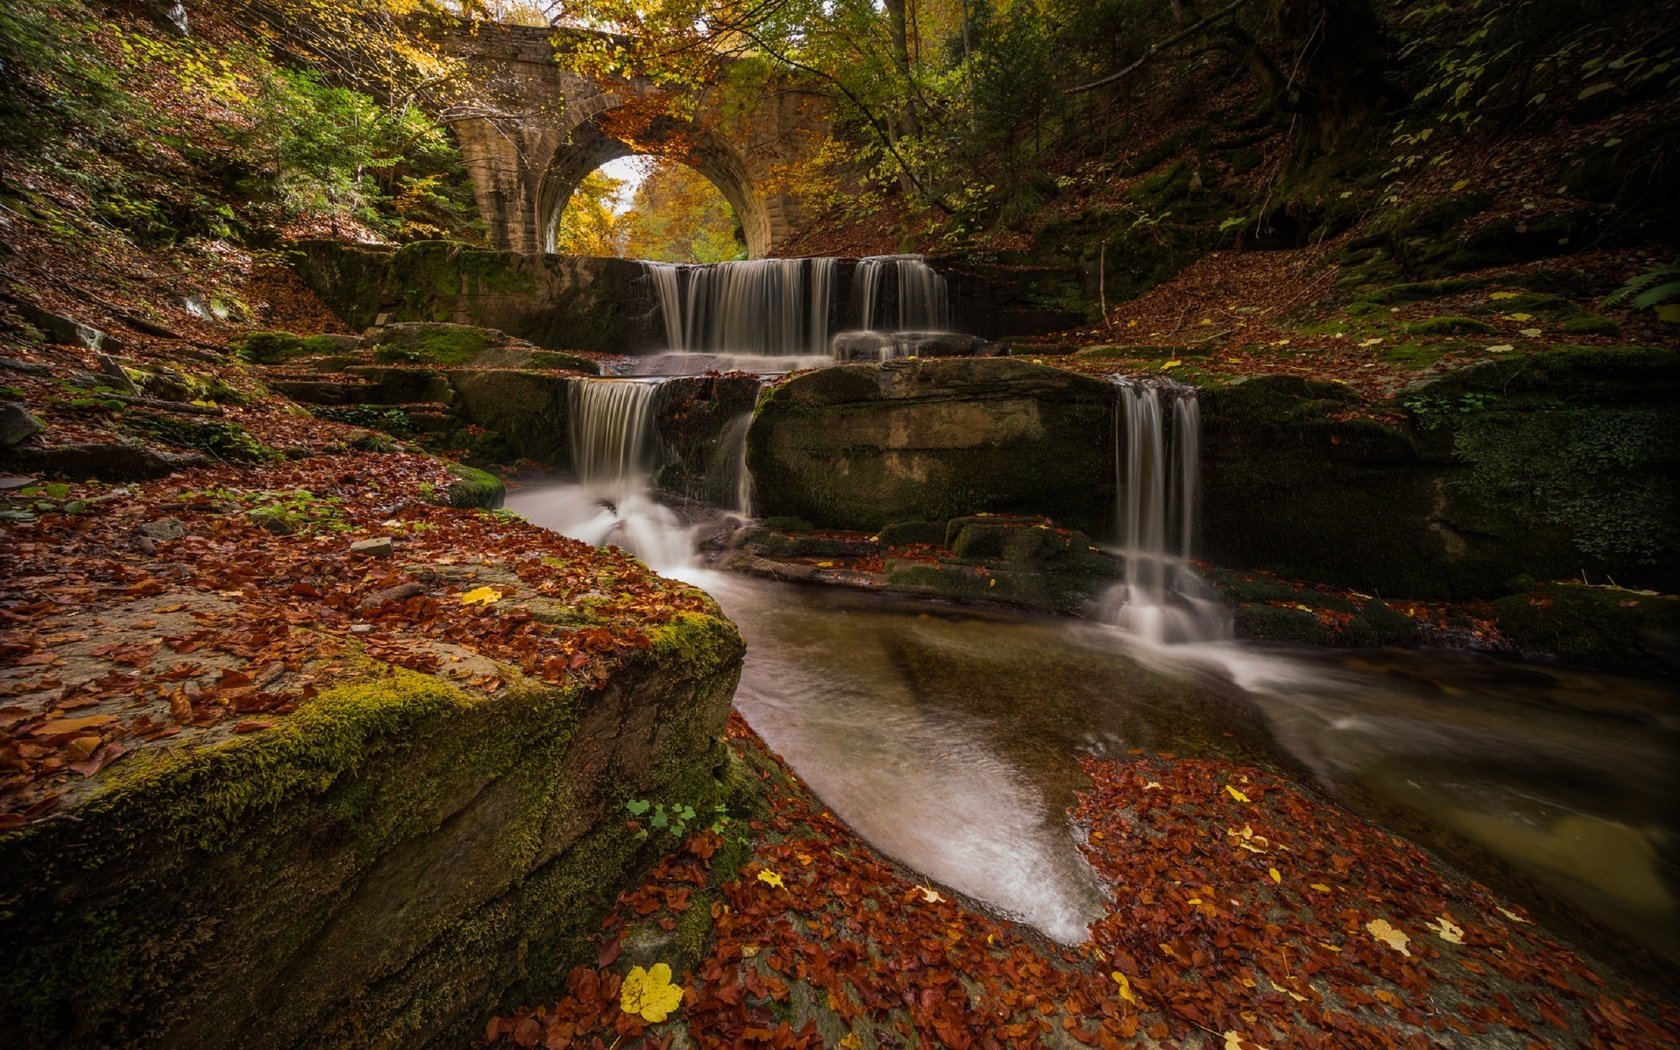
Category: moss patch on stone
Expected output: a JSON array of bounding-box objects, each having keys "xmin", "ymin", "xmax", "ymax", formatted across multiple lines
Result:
[{"xmin": 369, "ymin": 323, "xmax": 500, "ymax": 366}]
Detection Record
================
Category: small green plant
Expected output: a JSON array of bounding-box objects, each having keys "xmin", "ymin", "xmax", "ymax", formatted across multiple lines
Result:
[
  {"xmin": 246, "ymin": 489, "xmax": 350, "ymax": 533},
  {"xmin": 1605, "ymin": 258, "xmax": 1680, "ymax": 318},
  {"xmin": 625, "ymin": 799, "xmax": 730, "ymax": 841},
  {"xmin": 1403, "ymin": 391, "xmax": 1494, "ymax": 429}
]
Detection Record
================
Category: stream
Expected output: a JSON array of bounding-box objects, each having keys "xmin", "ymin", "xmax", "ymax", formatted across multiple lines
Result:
[{"xmin": 507, "ymin": 480, "xmax": 1680, "ymax": 976}]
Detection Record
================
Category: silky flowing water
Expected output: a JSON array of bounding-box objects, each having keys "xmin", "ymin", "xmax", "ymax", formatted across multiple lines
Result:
[
  {"xmin": 518, "ymin": 255, "xmax": 1677, "ymax": 974},
  {"xmin": 507, "ymin": 480, "xmax": 1680, "ymax": 968}
]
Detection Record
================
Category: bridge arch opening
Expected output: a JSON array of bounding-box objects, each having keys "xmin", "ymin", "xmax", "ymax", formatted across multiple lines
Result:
[{"xmin": 536, "ymin": 115, "xmax": 773, "ymax": 259}]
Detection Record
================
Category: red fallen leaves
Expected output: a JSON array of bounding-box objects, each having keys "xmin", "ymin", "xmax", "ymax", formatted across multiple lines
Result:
[
  {"xmin": 481, "ymin": 718, "xmax": 1680, "ymax": 1050},
  {"xmin": 1, "ymin": 440, "xmax": 713, "ymax": 820}
]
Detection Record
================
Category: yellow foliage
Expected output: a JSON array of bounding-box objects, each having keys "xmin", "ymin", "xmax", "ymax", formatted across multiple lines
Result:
[{"xmin": 619, "ymin": 962, "xmax": 683, "ymax": 1022}]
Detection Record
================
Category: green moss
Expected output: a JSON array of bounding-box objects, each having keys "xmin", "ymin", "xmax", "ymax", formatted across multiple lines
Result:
[
  {"xmin": 122, "ymin": 410, "xmax": 270, "ymax": 461},
  {"xmin": 1492, "ymin": 584, "xmax": 1679, "ymax": 671},
  {"xmin": 674, "ymin": 890, "xmax": 715, "ymax": 971},
  {"xmin": 232, "ymin": 330, "xmax": 309, "ymax": 364},
  {"xmin": 1561, "ymin": 313, "xmax": 1619, "ymax": 335},
  {"xmin": 371, "ymin": 324, "xmax": 496, "ymax": 366},
  {"xmin": 1404, "ymin": 316, "xmax": 1499, "ymax": 336},
  {"xmin": 430, "ymin": 461, "xmax": 505, "ymax": 509},
  {"xmin": 1234, "ymin": 605, "xmax": 1332, "ymax": 645},
  {"xmin": 878, "ymin": 520, "xmax": 947, "ymax": 547},
  {"xmin": 1378, "ymin": 341, "xmax": 1447, "ymax": 369},
  {"xmin": 1355, "ymin": 277, "xmax": 1492, "ymax": 305},
  {"xmin": 526, "ymin": 351, "xmax": 601, "ymax": 374}
]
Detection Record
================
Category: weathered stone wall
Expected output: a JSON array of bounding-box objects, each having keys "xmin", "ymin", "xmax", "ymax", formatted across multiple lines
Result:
[
  {"xmin": 746, "ymin": 358, "xmax": 1116, "ymax": 534},
  {"xmin": 0, "ymin": 613, "xmax": 744, "ymax": 1050},
  {"xmin": 1198, "ymin": 350, "xmax": 1680, "ymax": 598},
  {"xmin": 292, "ymin": 241, "xmax": 665, "ymax": 352}
]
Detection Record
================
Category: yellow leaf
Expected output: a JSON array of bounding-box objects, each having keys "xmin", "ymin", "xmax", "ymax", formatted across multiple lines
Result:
[
  {"xmin": 619, "ymin": 962, "xmax": 683, "ymax": 1022},
  {"xmin": 1162, "ymin": 359, "xmax": 1183, "ymax": 369},
  {"xmin": 1656, "ymin": 303, "xmax": 1680, "ymax": 323},
  {"xmin": 1310, "ymin": 883, "xmax": 1332, "ymax": 893},
  {"xmin": 1319, "ymin": 942, "xmax": 1341, "ymax": 952},
  {"xmin": 1143, "ymin": 781, "xmax": 1163, "ymax": 790},
  {"xmin": 916, "ymin": 885, "xmax": 944, "ymax": 903},
  {"xmin": 1224, "ymin": 1030, "xmax": 1271, "ymax": 1050},
  {"xmin": 1126, "ymin": 319, "xmax": 1138, "ymax": 327},
  {"xmin": 1268, "ymin": 867, "xmax": 1282, "ymax": 884},
  {"xmin": 815, "ymin": 560, "xmax": 835, "ymax": 568},
  {"xmin": 1111, "ymin": 971, "xmax": 1139, "ymax": 1005},
  {"xmin": 1489, "ymin": 291, "xmax": 1521, "ymax": 300},
  {"xmin": 757, "ymin": 869, "xmax": 785, "ymax": 891},
  {"xmin": 1188, "ymin": 897, "xmax": 1203, "ymax": 905},
  {"xmin": 1365, "ymin": 918, "xmax": 1412, "ymax": 956},
  {"xmin": 840, "ymin": 1035, "xmax": 863, "ymax": 1050},
  {"xmin": 1269, "ymin": 978, "xmax": 1307, "ymax": 1002},
  {"xmin": 1225, "ymin": 785, "xmax": 1251, "ymax": 803},
  {"xmin": 1497, "ymin": 905, "xmax": 1529, "ymax": 924},
  {"xmin": 1428, "ymin": 914, "xmax": 1465, "ymax": 943},
  {"xmin": 1505, "ymin": 312, "xmax": 1534, "ymax": 321},
  {"xmin": 459, "ymin": 586, "xmax": 501, "ymax": 606}
]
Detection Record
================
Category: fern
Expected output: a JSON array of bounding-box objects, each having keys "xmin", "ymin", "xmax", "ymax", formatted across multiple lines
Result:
[{"xmin": 1605, "ymin": 259, "xmax": 1680, "ymax": 310}]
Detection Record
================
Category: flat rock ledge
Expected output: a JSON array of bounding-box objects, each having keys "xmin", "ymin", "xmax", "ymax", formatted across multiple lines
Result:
[{"xmin": 0, "ymin": 611, "xmax": 744, "ymax": 1050}]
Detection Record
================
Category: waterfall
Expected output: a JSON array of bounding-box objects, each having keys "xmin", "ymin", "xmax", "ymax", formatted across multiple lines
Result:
[
  {"xmin": 564, "ymin": 377, "xmax": 693, "ymax": 571},
  {"xmin": 644, "ymin": 258, "xmax": 838, "ymax": 357},
  {"xmin": 1101, "ymin": 377, "xmax": 1231, "ymax": 645},
  {"xmin": 854, "ymin": 254, "xmax": 950, "ymax": 331}
]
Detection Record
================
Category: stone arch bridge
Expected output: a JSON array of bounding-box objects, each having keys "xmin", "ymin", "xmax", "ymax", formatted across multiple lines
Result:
[{"xmin": 433, "ymin": 21, "xmax": 829, "ymax": 258}]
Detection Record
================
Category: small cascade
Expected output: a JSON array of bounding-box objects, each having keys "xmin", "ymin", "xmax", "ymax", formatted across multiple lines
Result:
[
  {"xmin": 564, "ymin": 378, "xmax": 693, "ymax": 572},
  {"xmin": 1101, "ymin": 377, "xmax": 1231, "ymax": 645},
  {"xmin": 644, "ymin": 258, "xmax": 837, "ymax": 357},
  {"xmin": 712, "ymin": 410, "xmax": 756, "ymax": 516},
  {"xmin": 854, "ymin": 255, "xmax": 950, "ymax": 331}
]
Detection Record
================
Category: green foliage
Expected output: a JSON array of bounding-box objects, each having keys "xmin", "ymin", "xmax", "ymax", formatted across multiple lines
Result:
[
  {"xmin": 1605, "ymin": 259, "xmax": 1680, "ymax": 313},
  {"xmin": 624, "ymin": 798, "xmax": 729, "ymax": 842},
  {"xmin": 1456, "ymin": 404, "xmax": 1678, "ymax": 564},
  {"xmin": 1403, "ymin": 391, "xmax": 1494, "ymax": 429},
  {"xmin": 122, "ymin": 411, "xmax": 270, "ymax": 462},
  {"xmin": 239, "ymin": 68, "xmax": 477, "ymax": 240},
  {"xmin": 0, "ymin": 0, "xmax": 120, "ymax": 153},
  {"xmin": 310, "ymin": 405, "xmax": 417, "ymax": 438},
  {"xmin": 247, "ymin": 490, "xmax": 351, "ymax": 533}
]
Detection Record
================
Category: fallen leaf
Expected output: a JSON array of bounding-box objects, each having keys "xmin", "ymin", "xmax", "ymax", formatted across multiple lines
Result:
[
  {"xmin": 1427, "ymin": 914, "xmax": 1465, "ymax": 943},
  {"xmin": 1112, "ymin": 971, "xmax": 1139, "ymax": 1005},
  {"xmin": 619, "ymin": 962, "xmax": 682, "ymax": 1022},
  {"xmin": 1497, "ymin": 906, "xmax": 1529, "ymax": 924},
  {"xmin": 459, "ymin": 586, "xmax": 502, "ymax": 607},
  {"xmin": 1268, "ymin": 867, "xmax": 1281, "ymax": 884},
  {"xmin": 1309, "ymin": 883, "xmax": 1331, "ymax": 893},
  {"xmin": 915, "ymin": 885, "xmax": 944, "ymax": 903},
  {"xmin": 1225, "ymin": 785, "xmax": 1251, "ymax": 803},
  {"xmin": 1365, "ymin": 918, "xmax": 1411, "ymax": 956},
  {"xmin": 757, "ymin": 868, "xmax": 785, "ymax": 891}
]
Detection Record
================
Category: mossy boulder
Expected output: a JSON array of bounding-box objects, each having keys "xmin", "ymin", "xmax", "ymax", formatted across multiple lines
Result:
[
  {"xmin": 746, "ymin": 358, "xmax": 1115, "ymax": 534},
  {"xmin": 446, "ymin": 370, "xmax": 574, "ymax": 466},
  {"xmin": 232, "ymin": 331, "xmax": 358, "ymax": 365},
  {"xmin": 0, "ymin": 612, "xmax": 745, "ymax": 1050},
  {"xmin": 432, "ymin": 462, "xmax": 506, "ymax": 509},
  {"xmin": 368, "ymin": 323, "xmax": 503, "ymax": 366},
  {"xmin": 1491, "ymin": 584, "xmax": 1680, "ymax": 672}
]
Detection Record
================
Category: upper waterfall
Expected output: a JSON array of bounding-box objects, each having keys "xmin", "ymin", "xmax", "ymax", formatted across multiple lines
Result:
[{"xmin": 644, "ymin": 258, "xmax": 837, "ymax": 357}]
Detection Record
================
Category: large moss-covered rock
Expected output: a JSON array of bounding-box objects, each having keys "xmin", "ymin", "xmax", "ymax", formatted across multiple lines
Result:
[
  {"xmin": 1197, "ymin": 348, "xmax": 1680, "ymax": 597},
  {"xmin": 291, "ymin": 241, "xmax": 663, "ymax": 353},
  {"xmin": 0, "ymin": 612, "xmax": 744, "ymax": 1050},
  {"xmin": 746, "ymin": 358, "xmax": 1115, "ymax": 533},
  {"xmin": 447, "ymin": 369, "xmax": 574, "ymax": 466}
]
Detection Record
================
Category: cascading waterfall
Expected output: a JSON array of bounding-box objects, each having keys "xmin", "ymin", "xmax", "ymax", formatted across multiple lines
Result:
[
  {"xmin": 562, "ymin": 378, "xmax": 693, "ymax": 571},
  {"xmin": 854, "ymin": 254, "xmax": 950, "ymax": 331},
  {"xmin": 644, "ymin": 258, "xmax": 837, "ymax": 357},
  {"xmin": 1101, "ymin": 377, "xmax": 1231, "ymax": 645}
]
